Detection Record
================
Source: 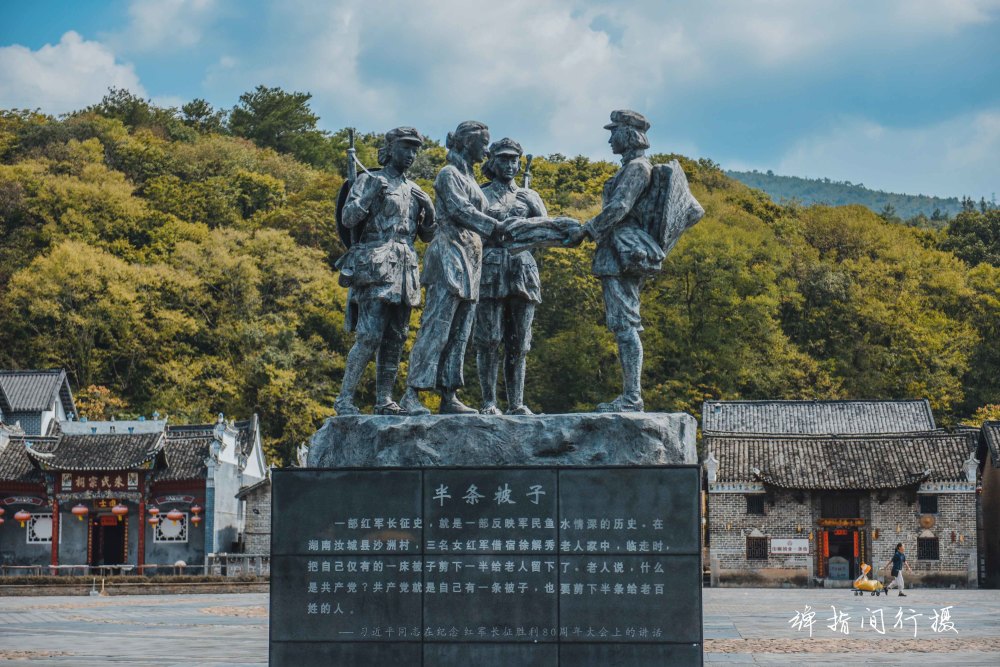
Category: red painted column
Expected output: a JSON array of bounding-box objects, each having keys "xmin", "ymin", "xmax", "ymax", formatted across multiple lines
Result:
[
  {"xmin": 137, "ymin": 499, "xmax": 146, "ymax": 571},
  {"xmin": 50, "ymin": 497, "xmax": 59, "ymax": 571}
]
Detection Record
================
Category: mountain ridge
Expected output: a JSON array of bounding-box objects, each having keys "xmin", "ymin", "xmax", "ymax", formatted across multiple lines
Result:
[{"xmin": 726, "ymin": 169, "xmax": 968, "ymax": 223}]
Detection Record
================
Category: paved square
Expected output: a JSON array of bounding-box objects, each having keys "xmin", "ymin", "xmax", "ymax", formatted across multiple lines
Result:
[{"xmin": 0, "ymin": 588, "xmax": 997, "ymax": 665}]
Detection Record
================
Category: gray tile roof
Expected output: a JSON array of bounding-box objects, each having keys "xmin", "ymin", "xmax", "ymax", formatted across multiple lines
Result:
[
  {"xmin": 165, "ymin": 415, "xmax": 258, "ymax": 462},
  {"xmin": 236, "ymin": 475, "xmax": 270, "ymax": 499},
  {"xmin": 0, "ymin": 426, "xmax": 224, "ymax": 483},
  {"xmin": 23, "ymin": 432, "xmax": 164, "ymax": 471},
  {"xmin": 701, "ymin": 399, "xmax": 935, "ymax": 434},
  {"xmin": 0, "ymin": 369, "xmax": 76, "ymax": 415},
  {"xmin": 155, "ymin": 435, "xmax": 213, "ymax": 481},
  {"xmin": 979, "ymin": 422, "xmax": 1000, "ymax": 469},
  {"xmin": 0, "ymin": 436, "xmax": 57, "ymax": 484},
  {"xmin": 705, "ymin": 431, "xmax": 976, "ymax": 490}
]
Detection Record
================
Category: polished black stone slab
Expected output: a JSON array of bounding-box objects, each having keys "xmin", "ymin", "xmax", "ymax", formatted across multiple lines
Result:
[
  {"xmin": 270, "ymin": 466, "xmax": 702, "ymax": 666},
  {"xmin": 558, "ymin": 467, "xmax": 700, "ymax": 555}
]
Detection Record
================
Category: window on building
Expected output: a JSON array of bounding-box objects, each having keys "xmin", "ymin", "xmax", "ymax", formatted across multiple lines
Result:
[
  {"xmin": 821, "ymin": 495, "xmax": 860, "ymax": 518},
  {"xmin": 26, "ymin": 513, "xmax": 53, "ymax": 544},
  {"xmin": 746, "ymin": 536, "xmax": 768, "ymax": 560},
  {"xmin": 917, "ymin": 536, "xmax": 939, "ymax": 560},
  {"xmin": 154, "ymin": 512, "xmax": 188, "ymax": 543},
  {"xmin": 745, "ymin": 495, "xmax": 765, "ymax": 515},
  {"xmin": 918, "ymin": 495, "xmax": 938, "ymax": 514}
]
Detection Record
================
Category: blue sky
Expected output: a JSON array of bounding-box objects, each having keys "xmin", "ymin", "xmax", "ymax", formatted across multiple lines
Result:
[{"xmin": 1, "ymin": 0, "xmax": 998, "ymax": 199}]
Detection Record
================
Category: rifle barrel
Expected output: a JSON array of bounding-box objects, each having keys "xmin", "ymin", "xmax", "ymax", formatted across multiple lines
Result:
[{"xmin": 347, "ymin": 128, "xmax": 357, "ymax": 183}]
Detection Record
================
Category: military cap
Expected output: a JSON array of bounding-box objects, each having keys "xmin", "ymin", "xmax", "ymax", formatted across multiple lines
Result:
[
  {"xmin": 385, "ymin": 126, "xmax": 424, "ymax": 146},
  {"xmin": 603, "ymin": 109, "xmax": 650, "ymax": 132},
  {"xmin": 488, "ymin": 137, "xmax": 523, "ymax": 156}
]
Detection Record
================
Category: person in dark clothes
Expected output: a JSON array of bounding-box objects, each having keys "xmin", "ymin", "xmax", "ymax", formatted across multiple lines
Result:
[{"xmin": 884, "ymin": 542, "xmax": 913, "ymax": 596}]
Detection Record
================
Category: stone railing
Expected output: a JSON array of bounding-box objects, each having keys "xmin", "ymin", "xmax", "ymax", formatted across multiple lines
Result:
[{"xmin": 206, "ymin": 553, "xmax": 270, "ymax": 577}]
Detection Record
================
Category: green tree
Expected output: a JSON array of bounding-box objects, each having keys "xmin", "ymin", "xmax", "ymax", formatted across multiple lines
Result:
[
  {"xmin": 941, "ymin": 209, "xmax": 1000, "ymax": 267},
  {"xmin": 228, "ymin": 86, "xmax": 334, "ymax": 168},
  {"xmin": 181, "ymin": 98, "xmax": 227, "ymax": 134},
  {"xmin": 83, "ymin": 87, "xmax": 192, "ymax": 141},
  {"xmin": 0, "ymin": 241, "xmax": 195, "ymax": 398}
]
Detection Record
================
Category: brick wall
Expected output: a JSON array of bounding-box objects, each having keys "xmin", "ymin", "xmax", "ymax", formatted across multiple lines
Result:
[
  {"xmin": 242, "ymin": 483, "xmax": 270, "ymax": 555},
  {"xmin": 868, "ymin": 491, "xmax": 976, "ymax": 584},
  {"xmin": 708, "ymin": 488, "xmax": 977, "ymax": 587},
  {"xmin": 708, "ymin": 490, "xmax": 814, "ymax": 584}
]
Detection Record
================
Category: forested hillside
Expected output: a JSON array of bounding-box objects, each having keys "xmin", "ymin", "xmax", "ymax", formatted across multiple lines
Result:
[
  {"xmin": 726, "ymin": 169, "xmax": 980, "ymax": 224},
  {"xmin": 2, "ymin": 88, "xmax": 999, "ymax": 463}
]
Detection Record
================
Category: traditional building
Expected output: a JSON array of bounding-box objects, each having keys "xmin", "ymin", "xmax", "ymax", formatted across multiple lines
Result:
[
  {"xmin": 0, "ymin": 370, "xmax": 76, "ymax": 436},
  {"xmin": 703, "ymin": 400, "xmax": 979, "ymax": 587},
  {"xmin": 236, "ymin": 475, "xmax": 271, "ymax": 555},
  {"xmin": 0, "ymin": 413, "xmax": 266, "ymax": 573},
  {"xmin": 977, "ymin": 421, "xmax": 1000, "ymax": 587}
]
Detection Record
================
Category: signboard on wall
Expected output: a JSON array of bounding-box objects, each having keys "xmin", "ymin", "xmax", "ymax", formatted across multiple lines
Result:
[
  {"xmin": 770, "ymin": 538, "xmax": 809, "ymax": 555},
  {"xmin": 817, "ymin": 518, "xmax": 864, "ymax": 527},
  {"xmin": 2, "ymin": 496, "xmax": 45, "ymax": 506},
  {"xmin": 61, "ymin": 471, "xmax": 139, "ymax": 493}
]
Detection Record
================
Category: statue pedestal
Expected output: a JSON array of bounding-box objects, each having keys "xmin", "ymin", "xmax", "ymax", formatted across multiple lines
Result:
[
  {"xmin": 272, "ymin": 413, "xmax": 703, "ymax": 666},
  {"xmin": 307, "ymin": 412, "xmax": 697, "ymax": 467}
]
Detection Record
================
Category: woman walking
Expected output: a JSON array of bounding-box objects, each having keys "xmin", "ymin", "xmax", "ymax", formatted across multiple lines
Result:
[{"xmin": 884, "ymin": 542, "xmax": 913, "ymax": 596}]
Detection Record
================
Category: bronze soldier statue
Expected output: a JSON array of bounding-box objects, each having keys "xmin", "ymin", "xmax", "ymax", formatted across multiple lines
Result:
[
  {"xmin": 333, "ymin": 127, "xmax": 435, "ymax": 415},
  {"xmin": 475, "ymin": 138, "xmax": 547, "ymax": 415},
  {"xmin": 565, "ymin": 110, "xmax": 704, "ymax": 412},
  {"xmin": 400, "ymin": 121, "xmax": 506, "ymax": 415}
]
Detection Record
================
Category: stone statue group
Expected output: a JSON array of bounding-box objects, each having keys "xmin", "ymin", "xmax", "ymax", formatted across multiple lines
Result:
[{"xmin": 334, "ymin": 110, "xmax": 704, "ymax": 417}]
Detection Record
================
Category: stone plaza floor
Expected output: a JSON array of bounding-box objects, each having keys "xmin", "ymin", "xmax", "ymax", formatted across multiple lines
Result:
[{"xmin": 0, "ymin": 588, "xmax": 997, "ymax": 665}]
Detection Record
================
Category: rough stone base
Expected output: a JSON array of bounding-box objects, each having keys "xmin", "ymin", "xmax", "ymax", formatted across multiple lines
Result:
[{"xmin": 307, "ymin": 412, "xmax": 697, "ymax": 468}]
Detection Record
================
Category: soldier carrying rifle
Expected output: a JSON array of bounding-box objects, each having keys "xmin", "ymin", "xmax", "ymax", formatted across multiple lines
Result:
[{"xmin": 333, "ymin": 127, "xmax": 436, "ymax": 415}]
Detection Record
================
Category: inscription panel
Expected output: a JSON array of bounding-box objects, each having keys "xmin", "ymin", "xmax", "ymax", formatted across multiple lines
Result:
[{"xmin": 270, "ymin": 466, "xmax": 701, "ymax": 666}]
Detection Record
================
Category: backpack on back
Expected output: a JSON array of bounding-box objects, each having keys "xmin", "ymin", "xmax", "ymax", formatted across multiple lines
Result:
[
  {"xmin": 641, "ymin": 160, "xmax": 705, "ymax": 258},
  {"xmin": 613, "ymin": 159, "xmax": 705, "ymax": 276}
]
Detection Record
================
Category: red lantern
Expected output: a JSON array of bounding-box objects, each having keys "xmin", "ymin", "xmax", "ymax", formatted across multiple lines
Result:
[
  {"xmin": 148, "ymin": 515, "xmax": 160, "ymax": 526},
  {"xmin": 0, "ymin": 517, "xmax": 4, "ymax": 526},
  {"xmin": 191, "ymin": 505, "xmax": 202, "ymax": 516},
  {"xmin": 166, "ymin": 509, "xmax": 184, "ymax": 524},
  {"xmin": 72, "ymin": 504, "xmax": 89, "ymax": 521},
  {"xmin": 14, "ymin": 510, "xmax": 31, "ymax": 527},
  {"xmin": 0, "ymin": 507, "xmax": 5, "ymax": 517},
  {"xmin": 148, "ymin": 507, "xmax": 160, "ymax": 517},
  {"xmin": 111, "ymin": 503, "xmax": 128, "ymax": 523},
  {"xmin": 190, "ymin": 514, "xmax": 202, "ymax": 527}
]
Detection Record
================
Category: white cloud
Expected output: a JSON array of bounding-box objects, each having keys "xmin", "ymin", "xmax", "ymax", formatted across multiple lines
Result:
[
  {"xmin": 0, "ymin": 31, "xmax": 145, "ymax": 114},
  {"xmin": 192, "ymin": 0, "xmax": 997, "ymax": 161},
  {"xmin": 204, "ymin": 0, "xmax": 699, "ymax": 157},
  {"xmin": 774, "ymin": 110, "xmax": 1000, "ymax": 198},
  {"xmin": 115, "ymin": 0, "xmax": 218, "ymax": 53},
  {"xmin": 10, "ymin": 0, "xmax": 992, "ymax": 196}
]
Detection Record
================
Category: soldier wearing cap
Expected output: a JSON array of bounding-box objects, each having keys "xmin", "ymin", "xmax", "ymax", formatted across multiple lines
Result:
[
  {"xmin": 401, "ymin": 120, "xmax": 507, "ymax": 415},
  {"xmin": 334, "ymin": 126, "xmax": 435, "ymax": 416},
  {"xmin": 474, "ymin": 138, "xmax": 548, "ymax": 415},
  {"xmin": 565, "ymin": 110, "xmax": 654, "ymax": 412}
]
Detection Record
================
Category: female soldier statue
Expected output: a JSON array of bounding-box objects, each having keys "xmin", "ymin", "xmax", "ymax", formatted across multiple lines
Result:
[
  {"xmin": 400, "ymin": 121, "xmax": 507, "ymax": 415},
  {"xmin": 475, "ymin": 138, "xmax": 548, "ymax": 415}
]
